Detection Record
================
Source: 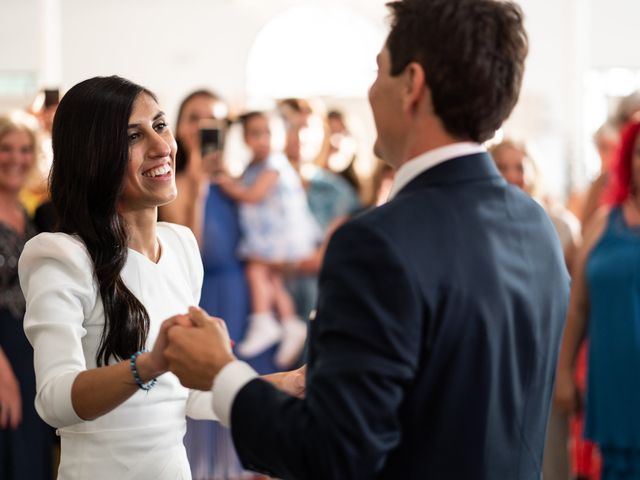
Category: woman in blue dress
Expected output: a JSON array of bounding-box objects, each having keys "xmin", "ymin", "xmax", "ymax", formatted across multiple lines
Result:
[
  {"xmin": 556, "ymin": 117, "xmax": 640, "ymax": 479},
  {"xmin": 160, "ymin": 91, "xmax": 278, "ymax": 479}
]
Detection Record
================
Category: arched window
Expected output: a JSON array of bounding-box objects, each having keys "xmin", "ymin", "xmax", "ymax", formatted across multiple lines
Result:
[{"xmin": 246, "ymin": 4, "xmax": 385, "ymax": 101}]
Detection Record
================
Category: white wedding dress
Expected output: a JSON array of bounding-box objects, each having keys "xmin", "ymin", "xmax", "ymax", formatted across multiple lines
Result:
[{"xmin": 19, "ymin": 223, "xmax": 216, "ymax": 480}]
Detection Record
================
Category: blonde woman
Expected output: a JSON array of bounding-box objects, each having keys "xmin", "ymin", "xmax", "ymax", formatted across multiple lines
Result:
[{"xmin": 0, "ymin": 111, "xmax": 54, "ymax": 479}]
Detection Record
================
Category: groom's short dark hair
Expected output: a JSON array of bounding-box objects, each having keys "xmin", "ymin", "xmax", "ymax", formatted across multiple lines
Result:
[{"xmin": 386, "ymin": 0, "xmax": 528, "ymax": 143}]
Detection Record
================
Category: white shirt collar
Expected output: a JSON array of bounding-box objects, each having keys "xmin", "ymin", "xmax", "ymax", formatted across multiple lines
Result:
[{"xmin": 388, "ymin": 142, "xmax": 486, "ymax": 200}]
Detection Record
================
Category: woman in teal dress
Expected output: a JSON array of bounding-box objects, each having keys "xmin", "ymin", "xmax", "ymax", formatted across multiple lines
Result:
[{"xmin": 557, "ymin": 117, "xmax": 640, "ymax": 479}]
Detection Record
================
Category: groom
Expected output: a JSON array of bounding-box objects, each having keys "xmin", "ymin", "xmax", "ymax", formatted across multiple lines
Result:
[{"xmin": 165, "ymin": 0, "xmax": 569, "ymax": 478}]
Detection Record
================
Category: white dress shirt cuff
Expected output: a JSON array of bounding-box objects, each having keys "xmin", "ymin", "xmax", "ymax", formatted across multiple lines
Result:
[
  {"xmin": 185, "ymin": 390, "xmax": 218, "ymax": 421},
  {"xmin": 211, "ymin": 360, "xmax": 258, "ymax": 427}
]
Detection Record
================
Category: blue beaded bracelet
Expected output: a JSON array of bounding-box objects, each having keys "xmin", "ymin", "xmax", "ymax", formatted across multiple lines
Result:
[{"xmin": 130, "ymin": 349, "xmax": 157, "ymax": 391}]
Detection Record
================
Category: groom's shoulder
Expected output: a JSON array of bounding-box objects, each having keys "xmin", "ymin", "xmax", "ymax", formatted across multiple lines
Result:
[{"xmin": 326, "ymin": 199, "xmax": 418, "ymax": 256}]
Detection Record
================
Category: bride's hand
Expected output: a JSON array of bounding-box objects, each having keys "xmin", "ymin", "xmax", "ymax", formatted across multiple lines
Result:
[{"xmin": 146, "ymin": 314, "xmax": 193, "ymax": 376}]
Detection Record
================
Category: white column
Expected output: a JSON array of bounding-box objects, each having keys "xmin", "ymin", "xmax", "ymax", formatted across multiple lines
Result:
[{"xmin": 38, "ymin": 0, "xmax": 62, "ymax": 88}]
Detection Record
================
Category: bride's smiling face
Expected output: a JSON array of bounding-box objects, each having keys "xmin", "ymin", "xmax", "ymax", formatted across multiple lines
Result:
[{"xmin": 119, "ymin": 93, "xmax": 178, "ymax": 212}]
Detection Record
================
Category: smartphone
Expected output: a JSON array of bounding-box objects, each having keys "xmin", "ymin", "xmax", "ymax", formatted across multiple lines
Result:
[
  {"xmin": 199, "ymin": 120, "xmax": 225, "ymax": 157},
  {"xmin": 44, "ymin": 89, "xmax": 60, "ymax": 108}
]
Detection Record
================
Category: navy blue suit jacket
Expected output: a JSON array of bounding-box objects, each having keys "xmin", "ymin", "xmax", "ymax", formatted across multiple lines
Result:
[{"xmin": 230, "ymin": 152, "xmax": 570, "ymax": 479}]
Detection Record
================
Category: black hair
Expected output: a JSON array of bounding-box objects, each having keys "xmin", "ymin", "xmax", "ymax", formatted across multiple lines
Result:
[
  {"xmin": 50, "ymin": 75, "xmax": 154, "ymax": 366},
  {"xmin": 239, "ymin": 111, "xmax": 268, "ymax": 134},
  {"xmin": 386, "ymin": 0, "xmax": 528, "ymax": 142}
]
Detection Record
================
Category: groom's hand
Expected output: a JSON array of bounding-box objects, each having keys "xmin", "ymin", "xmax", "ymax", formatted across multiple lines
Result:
[{"xmin": 164, "ymin": 306, "xmax": 236, "ymax": 390}]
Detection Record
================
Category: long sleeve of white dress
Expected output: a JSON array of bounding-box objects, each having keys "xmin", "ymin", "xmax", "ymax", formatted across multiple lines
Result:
[{"xmin": 19, "ymin": 233, "xmax": 94, "ymax": 428}]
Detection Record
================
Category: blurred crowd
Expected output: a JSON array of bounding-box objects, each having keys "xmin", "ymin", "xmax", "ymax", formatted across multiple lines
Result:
[{"xmin": 2, "ymin": 84, "xmax": 640, "ymax": 480}]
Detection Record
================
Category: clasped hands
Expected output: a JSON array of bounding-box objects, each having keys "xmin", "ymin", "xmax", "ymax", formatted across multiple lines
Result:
[{"xmin": 152, "ymin": 306, "xmax": 306, "ymax": 398}]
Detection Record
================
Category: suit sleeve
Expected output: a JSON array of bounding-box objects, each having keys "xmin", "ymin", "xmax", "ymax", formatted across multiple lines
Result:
[{"xmin": 230, "ymin": 220, "xmax": 423, "ymax": 479}]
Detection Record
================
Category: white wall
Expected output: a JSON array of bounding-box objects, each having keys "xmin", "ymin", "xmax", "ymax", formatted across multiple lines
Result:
[
  {"xmin": 56, "ymin": 0, "xmax": 387, "ymax": 121},
  {"xmin": 0, "ymin": 0, "xmax": 48, "ymax": 108},
  {"xmin": 590, "ymin": 0, "xmax": 640, "ymax": 69},
  {"xmin": 505, "ymin": 0, "xmax": 586, "ymax": 197},
  {"xmin": 0, "ymin": 0, "xmax": 45, "ymax": 72},
  {"xmin": 1, "ymin": 0, "xmax": 637, "ymax": 196}
]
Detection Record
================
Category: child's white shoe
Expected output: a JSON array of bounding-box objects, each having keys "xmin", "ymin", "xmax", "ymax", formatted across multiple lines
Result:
[
  {"xmin": 275, "ymin": 317, "xmax": 307, "ymax": 369},
  {"xmin": 237, "ymin": 313, "xmax": 283, "ymax": 358}
]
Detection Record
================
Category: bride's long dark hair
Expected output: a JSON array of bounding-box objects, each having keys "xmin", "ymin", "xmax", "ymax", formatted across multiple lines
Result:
[{"xmin": 50, "ymin": 75, "xmax": 153, "ymax": 366}]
